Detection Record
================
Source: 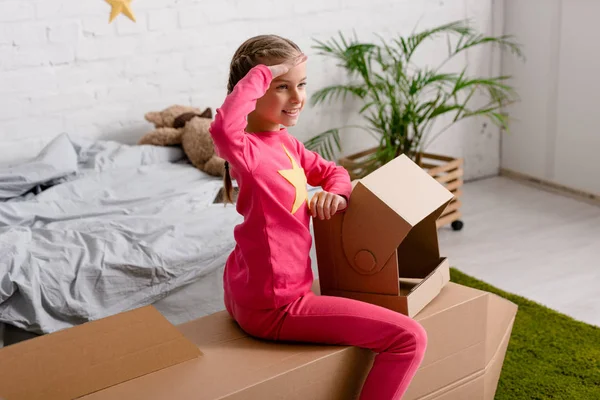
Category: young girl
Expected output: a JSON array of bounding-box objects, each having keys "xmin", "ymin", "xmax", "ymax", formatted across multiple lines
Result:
[{"xmin": 209, "ymin": 34, "xmax": 427, "ymax": 400}]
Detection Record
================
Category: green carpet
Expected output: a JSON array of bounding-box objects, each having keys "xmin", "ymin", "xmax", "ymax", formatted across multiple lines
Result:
[{"xmin": 450, "ymin": 268, "xmax": 600, "ymax": 399}]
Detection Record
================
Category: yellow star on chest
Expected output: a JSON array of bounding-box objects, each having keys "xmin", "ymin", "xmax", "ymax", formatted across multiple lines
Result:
[
  {"xmin": 106, "ymin": 0, "xmax": 136, "ymax": 23},
  {"xmin": 278, "ymin": 145, "xmax": 308, "ymax": 214}
]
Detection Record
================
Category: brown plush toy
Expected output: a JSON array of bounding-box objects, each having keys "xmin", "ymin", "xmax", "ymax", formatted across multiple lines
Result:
[{"xmin": 138, "ymin": 105, "xmax": 226, "ymax": 177}]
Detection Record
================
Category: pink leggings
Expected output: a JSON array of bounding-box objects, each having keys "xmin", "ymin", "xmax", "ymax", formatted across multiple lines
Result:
[{"xmin": 224, "ymin": 291, "xmax": 427, "ymax": 400}]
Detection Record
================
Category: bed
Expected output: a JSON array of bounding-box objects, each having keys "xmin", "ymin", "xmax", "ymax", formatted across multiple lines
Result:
[{"xmin": 0, "ymin": 132, "xmax": 247, "ymax": 342}]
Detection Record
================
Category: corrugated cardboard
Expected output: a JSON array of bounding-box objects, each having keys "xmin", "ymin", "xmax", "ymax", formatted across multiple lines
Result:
[
  {"xmin": 410, "ymin": 315, "xmax": 515, "ymax": 400},
  {"xmin": 314, "ymin": 154, "xmax": 455, "ymax": 317},
  {"xmin": 80, "ymin": 311, "xmax": 372, "ymax": 400},
  {"xmin": 0, "ymin": 282, "xmax": 516, "ymax": 400},
  {"xmin": 404, "ymin": 283, "xmax": 517, "ymax": 400},
  {"xmin": 0, "ymin": 306, "xmax": 202, "ymax": 400},
  {"xmin": 76, "ymin": 282, "xmax": 516, "ymax": 400}
]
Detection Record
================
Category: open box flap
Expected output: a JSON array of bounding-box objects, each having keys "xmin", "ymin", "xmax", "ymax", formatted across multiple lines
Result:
[
  {"xmin": 359, "ymin": 154, "xmax": 455, "ymax": 227},
  {"xmin": 396, "ymin": 204, "xmax": 449, "ymax": 278},
  {"xmin": 342, "ymin": 155, "xmax": 454, "ymax": 274}
]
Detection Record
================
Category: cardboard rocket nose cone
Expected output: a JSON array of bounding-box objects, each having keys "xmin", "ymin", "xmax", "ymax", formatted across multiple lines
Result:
[
  {"xmin": 314, "ymin": 154, "xmax": 455, "ymax": 317},
  {"xmin": 358, "ymin": 154, "xmax": 455, "ymax": 226}
]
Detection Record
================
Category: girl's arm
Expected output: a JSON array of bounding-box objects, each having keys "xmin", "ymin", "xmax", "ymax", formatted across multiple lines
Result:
[
  {"xmin": 293, "ymin": 137, "xmax": 352, "ymax": 200},
  {"xmin": 209, "ymin": 54, "xmax": 307, "ymax": 171},
  {"xmin": 209, "ymin": 65, "xmax": 273, "ymax": 170}
]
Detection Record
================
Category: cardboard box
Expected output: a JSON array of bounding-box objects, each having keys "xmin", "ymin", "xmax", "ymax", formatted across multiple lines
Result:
[
  {"xmin": 403, "ymin": 282, "xmax": 517, "ymax": 399},
  {"xmin": 0, "ymin": 306, "xmax": 202, "ymax": 400},
  {"xmin": 314, "ymin": 154, "xmax": 455, "ymax": 317},
  {"xmin": 0, "ymin": 282, "xmax": 516, "ymax": 399}
]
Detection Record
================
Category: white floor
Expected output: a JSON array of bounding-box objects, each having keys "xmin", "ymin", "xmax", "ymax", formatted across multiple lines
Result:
[{"xmin": 438, "ymin": 176, "xmax": 600, "ymax": 327}]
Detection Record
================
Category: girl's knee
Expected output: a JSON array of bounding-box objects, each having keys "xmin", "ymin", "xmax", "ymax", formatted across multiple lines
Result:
[
  {"xmin": 392, "ymin": 318, "xmax": 427, "ymax": 359},
  {"xmin": 411, "ymin": 320, "xmax": 428, "ymax": 358},
  {"xmin": 410, "ymin": 317, "xmax": 427, "ymax": 341}
]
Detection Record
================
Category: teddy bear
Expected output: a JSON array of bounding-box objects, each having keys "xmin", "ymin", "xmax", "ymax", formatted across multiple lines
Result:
[{"xmin": 138, "ymin": 105, "xmax": 226, "ymax": 177}]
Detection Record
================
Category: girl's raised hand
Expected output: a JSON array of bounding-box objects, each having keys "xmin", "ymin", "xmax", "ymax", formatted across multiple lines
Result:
[
  {"xmin": 309, "ymin": 191, "xmax": 348, "ymax": 220},
  {"xmin": 267, "ymin": 53, "xmax": 307, "ymax": 78}
]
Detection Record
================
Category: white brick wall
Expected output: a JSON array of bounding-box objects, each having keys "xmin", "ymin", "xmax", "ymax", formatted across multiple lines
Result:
[
  {"xmin": 0, "ymin": 1, "xmax": 35, "ymax": 23},
  {"xmin": 0, "ymin": 0, "xmax": 501, "ymax": 179}
]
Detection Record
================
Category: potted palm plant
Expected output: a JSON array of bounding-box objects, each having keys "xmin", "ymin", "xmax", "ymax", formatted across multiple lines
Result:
[{"xmin": 304, "ymin": 20, "xmax": 523, "ymax": 230}]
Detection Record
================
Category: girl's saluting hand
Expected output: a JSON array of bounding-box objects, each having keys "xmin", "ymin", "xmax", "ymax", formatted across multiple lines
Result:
[{"xmin": 267, "ymin": 54, "xmax": 308, "ymax": 78}]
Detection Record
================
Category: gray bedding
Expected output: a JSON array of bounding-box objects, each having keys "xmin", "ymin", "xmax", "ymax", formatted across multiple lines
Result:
[{"xmin": 0, "ymin": 134, "xmax": 242, "ymax": 334}]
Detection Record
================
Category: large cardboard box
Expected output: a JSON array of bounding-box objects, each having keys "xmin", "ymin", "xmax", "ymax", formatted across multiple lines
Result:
[
  {"xmin": 0, "ymin": 282, "xmax": 517, "ymax": 400},
  {"xmin": 314, "ymin": 154, "xmax": 456, "ymax": 317}
]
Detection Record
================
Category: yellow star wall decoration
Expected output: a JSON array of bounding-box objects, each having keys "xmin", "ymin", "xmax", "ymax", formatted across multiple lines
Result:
[
  {"xmin": 278, "ymin": 145, "xmax": 308, "ymax": 214},
  {"xmin": 106, "ymin": 0, "xmax": 136, "ymax": 23}
]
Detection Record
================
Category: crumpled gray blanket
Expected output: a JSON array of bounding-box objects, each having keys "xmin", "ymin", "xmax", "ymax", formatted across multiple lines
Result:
[{"xmin": 0, "ymin": 134, "xmax": 241, "ymax": 333}]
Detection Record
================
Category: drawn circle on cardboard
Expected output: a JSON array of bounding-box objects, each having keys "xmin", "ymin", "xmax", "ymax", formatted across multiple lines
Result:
[{"xmin": 351, "ymin": 249, "xmax": 384, "ymax": 275}]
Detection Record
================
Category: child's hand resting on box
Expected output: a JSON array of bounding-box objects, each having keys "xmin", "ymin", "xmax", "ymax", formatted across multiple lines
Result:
[{"xmin": 309, "ymin": 191, "xmax": 347, "ymax": 220}]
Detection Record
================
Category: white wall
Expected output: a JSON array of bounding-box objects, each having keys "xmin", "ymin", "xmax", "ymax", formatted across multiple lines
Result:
[
  {"xmin": 502, "ymin": 0, "xmax": 600, "ymax": 195},
  {"xmin": 1, "ymin": 0, "xmax": 500, "ymax": 180}
]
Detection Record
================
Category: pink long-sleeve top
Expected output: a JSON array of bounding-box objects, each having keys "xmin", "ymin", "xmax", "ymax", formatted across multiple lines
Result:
[{"xmin": 209, "ymin": 64, "xmax": 352, "ymax": 309}]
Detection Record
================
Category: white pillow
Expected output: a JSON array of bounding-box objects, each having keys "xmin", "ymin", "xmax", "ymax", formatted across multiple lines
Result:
[{"xmin": 0, "ymin": 133, "xmax": 78, "ymax": 200}]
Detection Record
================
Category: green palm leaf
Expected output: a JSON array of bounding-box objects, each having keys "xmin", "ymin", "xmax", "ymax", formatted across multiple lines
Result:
[
  {"xmin": 305, "ymin": 19, "xmax": 523, "ymax": 176},
  {"xmin": 304, "ymin": 128, "xmax": 342, "ymax": 161}
]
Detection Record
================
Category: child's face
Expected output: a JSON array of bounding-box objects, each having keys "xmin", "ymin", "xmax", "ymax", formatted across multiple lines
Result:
[{"xmin": 249, "ymin": 60, "xmax": 307, "ymax": 132}]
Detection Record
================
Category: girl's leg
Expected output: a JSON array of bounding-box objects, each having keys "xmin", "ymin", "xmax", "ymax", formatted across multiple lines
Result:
[{"xmin": 277, "ymin": 292, "xmax": 427, "ymax": 400}]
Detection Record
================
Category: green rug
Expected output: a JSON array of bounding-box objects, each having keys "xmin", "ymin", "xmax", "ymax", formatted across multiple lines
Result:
[{"xmin": 450, "ymin": 268, "xmax": 600, "ymax": 399}]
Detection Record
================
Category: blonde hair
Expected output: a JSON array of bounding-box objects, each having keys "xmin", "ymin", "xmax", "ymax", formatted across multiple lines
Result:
[{"xmin": 222, "ymin": 35, "xmax": 302, "ymax": 204}]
